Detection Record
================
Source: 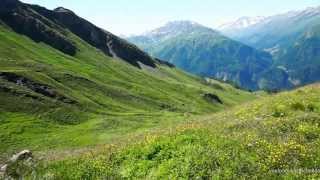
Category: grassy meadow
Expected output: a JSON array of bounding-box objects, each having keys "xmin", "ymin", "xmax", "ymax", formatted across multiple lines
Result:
[{"xmin": 31, "ymin": 84, "xmax": 320, "ymax": 179}]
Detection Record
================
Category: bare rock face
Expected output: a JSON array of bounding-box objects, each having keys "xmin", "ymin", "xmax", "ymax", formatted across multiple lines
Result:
[{"xmin": 0, "ymin": 150, "xmax": 34, "ymax": 179}]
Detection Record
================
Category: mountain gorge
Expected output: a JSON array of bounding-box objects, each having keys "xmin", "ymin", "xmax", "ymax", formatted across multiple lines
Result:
[{"xmin": 128, "ymin": 21, "xmax": 273, "ymax": 90}]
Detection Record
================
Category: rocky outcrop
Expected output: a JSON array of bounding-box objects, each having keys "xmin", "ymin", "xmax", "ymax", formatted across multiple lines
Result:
[
  {"xmin": 203, "ymin": 93, "xmax": 223, "ymax": 104},
  {"xmin": 0, "ymin": 150, "xmax": 34, "ymax": 179},
  {"xmin": 0, "ymin": 85, "xmax": 40, "ymax": 100},
  {"xmin": 0, "ymin": 72, "xmax": 76, "ymax": 104},
  {"xmin": 155, "ymin": 58, "xmax": 175, "ymax": 68}
]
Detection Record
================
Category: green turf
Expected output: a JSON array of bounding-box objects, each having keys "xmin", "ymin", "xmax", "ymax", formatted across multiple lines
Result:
[{"xmin": 35, "ymin": 84, "xmax": 320, "ymax": 179}]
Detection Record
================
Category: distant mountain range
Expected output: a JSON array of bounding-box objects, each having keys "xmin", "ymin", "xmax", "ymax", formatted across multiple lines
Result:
[
  {"xmin": 128, "ymin": 21, "xmax": 273, "ymax": 90},
  {"xmin": 218, "ymin": 6, "xmax": 320, "ymax": 89},
  {"xmin": 128, "ymin": 6, "xmax": 320, "ymax": 90},
  {"xmin": 218, "ymin": 6, "xmax": 320, "ymax": 54}
]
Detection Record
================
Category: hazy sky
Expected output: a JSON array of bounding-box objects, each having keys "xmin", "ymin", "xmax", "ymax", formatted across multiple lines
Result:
[{"xmin": 21, "ymin": 0, "xmax": 320, "ymax": 35}]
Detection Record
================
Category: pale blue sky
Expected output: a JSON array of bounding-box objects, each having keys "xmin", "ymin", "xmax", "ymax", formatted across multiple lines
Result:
[{"xmin": 21, "ymin": 0, "xmax": 320, "ymax": 35}]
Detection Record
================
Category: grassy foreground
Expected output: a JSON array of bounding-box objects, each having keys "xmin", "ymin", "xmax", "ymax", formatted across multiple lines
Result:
[{"xmin": 29, "ymin": 84, "xmax": 320, "ymax": 179}]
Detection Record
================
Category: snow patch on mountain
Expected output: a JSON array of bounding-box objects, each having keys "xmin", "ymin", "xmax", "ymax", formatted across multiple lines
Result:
[{"xmin": 218, "ymin": 6, "xmax": 320, "ymax": 33}]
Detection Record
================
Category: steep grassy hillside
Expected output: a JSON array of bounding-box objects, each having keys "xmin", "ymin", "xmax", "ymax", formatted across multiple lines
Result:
[
  {"xmin": 35, "ymin": 84, "xmax": 320, "ymax": 179},
  {"xmin": 0, "ymin": 2, "xmax": 253, "ymax": 161}
]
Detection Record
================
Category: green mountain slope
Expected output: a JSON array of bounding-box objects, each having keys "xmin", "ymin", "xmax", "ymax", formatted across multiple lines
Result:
[
  {"xmin": 34, "ymin": 84, "xmax": 320, "ymax": 179},
  {"xmin": 128, "ymin": 21, "xmax": 273, "ymax": 90},
  {"xmin": 220, "ymin": 7, "xmax": 320, "ymax": 90},
  {"xmin": 278, "ymin": 23, "xmax": 320, "ymax": 83},
  {"xmin": 0, "ymin": 0, "xmax": 253, "ymax": 159},
  {"xmin": 258, "ymin": 23, "xmax": 320, "ymax": 90}
]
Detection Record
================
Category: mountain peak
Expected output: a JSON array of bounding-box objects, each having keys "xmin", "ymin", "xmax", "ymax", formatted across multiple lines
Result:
[
  {"xmin": 53, "ymin": 7, "xmax": 75, "ymax": 14},
  {"xmin": 165, "ymin": 20, "xmax": 202, "ymax": 27},
  {"xmin": 162, "ymin": 20, "xmax": 211, "ymax": 32},
  {"xmin": 140, "ymin": 20, "xmax": 216, "ymax": 40}
]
